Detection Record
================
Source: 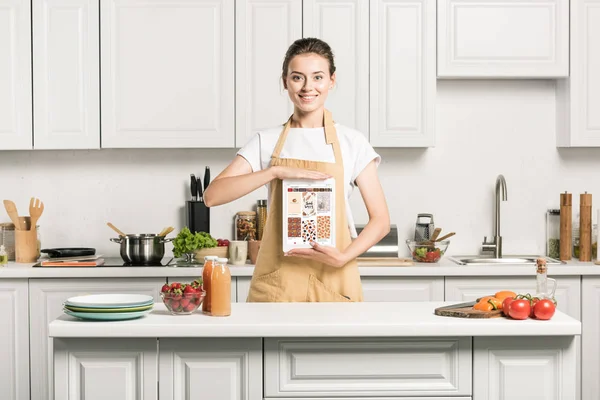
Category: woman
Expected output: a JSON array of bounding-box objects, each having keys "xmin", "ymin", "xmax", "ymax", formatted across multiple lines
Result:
[{"xmin": 203, "ymin": 38, "xmax": 390, "ymax": 302}]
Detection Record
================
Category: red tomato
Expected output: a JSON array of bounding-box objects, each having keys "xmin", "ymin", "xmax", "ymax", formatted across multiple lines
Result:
[
  {"xmin": 533, "ymin": 299, "xmax": 556, "ymax": 320},
  {"xmin": 508, "ymin": 299, "xmax": 531, "ymax": 320},
  {"xmin": 529, "ymin": 298, "xmax": 539, "ymax": 318},
  {"xmin": 502, "ymin": 297, "xmax": 514, "ymax": 316}
]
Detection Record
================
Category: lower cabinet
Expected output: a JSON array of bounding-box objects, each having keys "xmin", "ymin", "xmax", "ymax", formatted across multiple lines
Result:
[
  {"xmin": 0, "ymin": 279, "xmax": 29, "ymax": 400},
  {"xmin": 582, "ymin": 277, "xmax": 600, "ymax": 400},
  {"xmin": 29, "ymin": 278, "xmax": 165, "ymax": 400},
  {"xmin": 158, "ymin": 338, "xmax": 262, "ymax": 400},
  {"xmin": 53, "ymin": 338, "xmax": 158, "ymax": 400},
  {"xmin": 263, "ymin": 337, "xmax": 472, "ymax": 397}
]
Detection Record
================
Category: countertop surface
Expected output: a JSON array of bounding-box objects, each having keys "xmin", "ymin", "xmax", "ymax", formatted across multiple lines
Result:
[
  {"xmin": 2, "ymin": 257, "xmax": 600, "ymax": 278},
  {"xmin": 49, "ymin": 302, "xmax": 581, "ymax": 338}
]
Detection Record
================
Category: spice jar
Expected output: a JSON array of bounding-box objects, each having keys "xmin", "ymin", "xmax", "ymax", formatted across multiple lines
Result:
[
  {"xmin": 546, "ymin": 209, "xmax": 560, "ymax": 259},
  {"xmin": 257, "ymin": 200, "xmax": 267, "ymax": 240},
  {"xmin": 235, "ymin": 211, "xmax": 257, "ymax": 241},
  {"xmin": 593, "ymin": 223, "xmax": 598, "ymax": 260},
  {"xmin": 0, "ymin": 223, "xmax": 16, "ymax": 261}
]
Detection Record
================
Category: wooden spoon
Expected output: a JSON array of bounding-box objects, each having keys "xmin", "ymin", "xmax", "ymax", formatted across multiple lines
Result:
[
  {"xmin": 435, "ymin": 232, "xmax": 456, "ymax": 242},
  {"xmin": 29, "ymin": 197, "xmax": 44, "ymax": 230},
  {"xmin": 158, "ymin": 226, "xmax": 175, "ymax": 237},
  {"xmin": 107, "ymin": 222, "xmax": 127, "ymax": 237},
  {"xmin": 3, "ymin": 200, "xmax": 24, "ymax": 230},
  {"xmin": 429, "ymin": 228, "xmax": 442, "ymax": 242}
]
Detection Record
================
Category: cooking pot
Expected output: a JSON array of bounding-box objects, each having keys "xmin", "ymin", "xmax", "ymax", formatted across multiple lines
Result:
[{"xmin": 110, "ymin": 234, "xmax": 173, "ymax": 265}]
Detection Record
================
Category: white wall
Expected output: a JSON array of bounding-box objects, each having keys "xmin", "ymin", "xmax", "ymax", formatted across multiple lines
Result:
[{"xmin": 1, "ymin": 80, "xmax": 598, "ymax": 259}]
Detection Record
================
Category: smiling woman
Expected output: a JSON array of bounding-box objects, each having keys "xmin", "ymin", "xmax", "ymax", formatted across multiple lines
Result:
[{"xmin": 203, "ymin": 38, "xmax": 390, "ymax": 303}]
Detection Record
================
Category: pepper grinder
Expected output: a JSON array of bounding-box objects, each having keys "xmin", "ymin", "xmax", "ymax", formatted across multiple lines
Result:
[
  {"xmin": 560, "ymin": 192, "xmax": 572, "ymax": 260},
  {"xmin": 580, "ymin": 192, "xmax": 592, "ymax": 262}
]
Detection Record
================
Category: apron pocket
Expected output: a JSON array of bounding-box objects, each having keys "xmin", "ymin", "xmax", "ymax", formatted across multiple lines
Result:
[
  {"xmin": 247, "ymin": 268, "xmax": 283, "ymax": 302},
  {"xmin": 306, "ymin": 274, "xmax": 352, "ymax": 302}
]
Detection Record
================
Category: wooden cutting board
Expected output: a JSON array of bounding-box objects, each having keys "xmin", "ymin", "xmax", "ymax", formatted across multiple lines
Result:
[
  {"xmin": 357, "ymin": 257, "xmax": 415, "ymax": 266},
  {"xmin": 434, "ymin": 300, "xmax": 504, "ymax": 319}
]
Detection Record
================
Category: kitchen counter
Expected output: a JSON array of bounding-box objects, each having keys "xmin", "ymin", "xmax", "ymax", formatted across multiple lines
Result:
[
  {"xmin": 49, "ymin": 301, "xmax": 581, "ymax": 338},
  {"xmin": 2, "ymin": 257, "xmax": 600, "ymax": 278}
]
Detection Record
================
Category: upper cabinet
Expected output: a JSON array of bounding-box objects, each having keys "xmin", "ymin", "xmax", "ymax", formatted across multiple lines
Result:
[
  {"xmin": 303, "ymin": 0, "xmax": 369, "ymax": 137},
  {"xmin": 369, "ymin": 0, "xmax": 436, "ymax": 147},
  {"xmin": 437, "ymin": 0, "xmax": 569, "ymax": 78},
  {"xmin": 0, "ymin": 0, "xmax": 32, "ymax": 150},
  {"xmin": 235, "ymin": 0, "xmax": 301, "ymax": 148},
  {"xmin": 100, "ymin": 0, "xmax": 234, "ymax": 148},
  {"xmin": 557, "ymin": 0, "xmax": 600, "ymax": 147},
  {"xmin": 33, "ymin": 0, "xmax": 100, "ymax": 149}
]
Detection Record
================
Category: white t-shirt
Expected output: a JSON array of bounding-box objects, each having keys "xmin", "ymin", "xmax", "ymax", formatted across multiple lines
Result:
[{"xmin": 237, "ymin": 123, "xmax": 381, "ymax": 238}]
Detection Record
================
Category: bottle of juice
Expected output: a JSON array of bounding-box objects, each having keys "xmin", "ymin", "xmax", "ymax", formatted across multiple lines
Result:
[
  {"xmin": 201, "ymin": 256, "xmax": 217, "ymax": 314},
  {"xmin": 210, "ymin": 257, "xmax": 231, "ymax": 317}
]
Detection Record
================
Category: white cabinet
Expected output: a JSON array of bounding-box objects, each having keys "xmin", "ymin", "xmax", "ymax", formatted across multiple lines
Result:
[
  {"xmin": 158, "ymin": 338, "xmax": 262, "ymax": 400},
  {"xmin": 32, "ymin": 0, "xmax": 100, "ymax": 149},
  {"xmin": 0, "ymin": 0, "xmax": 32, "ymax": 150},
  {"xmin": 362, "ymin": 276, "xmax": 444, "ymax": 302},
  {"xmin": 264, "ymin": 337, "xmax": 472, "ymax": 397},
  {"xmin": 474, "ymin": 336, "xmax": 577, "ymax": 400},
  {"xmin": 582, "ymin": 277, "xmax": 600, "ymax": 400},
  {"xmin": 437, "ymin": 0, "xmax": 569, "ymax": 78},
  {"xmin": 557, "ymin": 0, "xmax": 600, "ymax": 147},
  {"xmin": 235, "ymin": 0, "xmax": 300, "ymax": 147},
  {"xmin": 303, "ymin": 0, "xmax": 369, "ymax": 135},
  {"xmin": 444, "ymin": 276, "xmax": 581, "ymax": 319},
  {"xmin": 236, "ymin": 276, "xmax": 251, "ymax": 302},
  {"xmin": 54, "ymin": 338, "xmax": 158, "ymax": 400},
  {"xmin": 369, "ymin": 0, "xmax": 436, "ymax": 147},
  {"xmin": 0, "ymin": 280, "xmax": 29, "ymax": 400},
  {"xmin": 100, "ymin": 0, "xmax": 234, "ymax": 148},
  {"xmin": 29, "ymin": 278, "xmax": 164, "ymax": 400}
]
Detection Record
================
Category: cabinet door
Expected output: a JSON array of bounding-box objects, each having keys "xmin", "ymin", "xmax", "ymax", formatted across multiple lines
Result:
[
  {"xmin": 370, "ymin": 0, "xmax": 435, "ymax": 147},
  {"xmin": 582, "ymin": 277, "xmax": 600, "ymax": 400},
  {"xmin": 159, "ymin": 338, "xmax": 262, "ymax": 400},
  {"xmin": 29, "ymin": 278, "xmax": 164, "ymax": 400},
  {"xmin": 235, "ymin": 0, "xmax": 300, "ymax": 147},
  {"xmin": 0, "ymin": 0, "xmax": 32, "ymax": 150},
  {"xmin": 236, "ymin": 276, "xmax": 251, "ymax": 302},
  {"xmin": 557, "ymin": 0, "xmax": 600, "ymax": 147},
  {"xmin": 54, "ymin": 338, "xmax": 157, "ymax": 400},
  {"xmin": 303, "ymin": 0, "xmax": 369, "ymax": 135},
  {"xmin": 100, "ymin": 0, "xmax": 234, "ymax": 148},
  {"xmin": 32, "ymin": 0, "xmax": 99, "ymax": 149},
  {"xmin": 438, "ymin": 0, "xmax": 569, "ymax": 78},
  {"xmin": 0, "ymin": 280, "xmax": 29, "ymax": 400},
  {"xmin": 362, "ymin": 277, "xmax": 444, "ymax": 302}
]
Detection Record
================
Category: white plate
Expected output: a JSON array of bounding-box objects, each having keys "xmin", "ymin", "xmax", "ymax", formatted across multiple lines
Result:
[
  {"xmin": 65, "ymin": 294, "xmax": 154, "ymax": 308},
  {"xmin": 63, "ymin": 308, "xmax": 152, "ymax": 321}
]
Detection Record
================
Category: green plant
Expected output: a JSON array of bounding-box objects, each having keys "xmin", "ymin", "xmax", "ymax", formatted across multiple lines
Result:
[{"xmin": 172, "ymin": 227, "xmax": 217, "ymax": 258}]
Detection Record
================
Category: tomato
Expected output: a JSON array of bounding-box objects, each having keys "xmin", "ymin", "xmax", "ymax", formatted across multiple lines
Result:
[
  {"xmin": 502, "ymin": 297, "xmax": 514, "ymax": 316},
  {"xmin": 508, "ymin": 299, "xmax": 531, "ymax": 320},
  {"xmin": 529, "ymin": 297, "xmax": 540, "ymax": 318},
  {"xmin": 533, "ymin": 299, "xmax": 556, "ymax": 320}
]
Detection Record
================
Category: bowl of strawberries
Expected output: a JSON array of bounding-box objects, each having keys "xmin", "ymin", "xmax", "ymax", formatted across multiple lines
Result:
[{"xmin": 160, "ymin": 279, "xmax": 205, "ymax": 315}]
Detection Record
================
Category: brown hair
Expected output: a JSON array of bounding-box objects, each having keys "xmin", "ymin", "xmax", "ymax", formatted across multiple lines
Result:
[{"xmin": 281, "ymin": 38, "xmax": 336, "ymax": 79}]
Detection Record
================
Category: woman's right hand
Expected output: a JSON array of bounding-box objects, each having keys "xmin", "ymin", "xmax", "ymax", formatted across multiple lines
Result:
[{"xmin": 271, "ymin": 166, "xmax": 331, "ymax": 180}]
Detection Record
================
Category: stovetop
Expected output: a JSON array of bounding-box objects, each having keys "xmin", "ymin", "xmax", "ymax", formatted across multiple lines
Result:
[{"xmin": 100, "ymin": 257, "xmax": 175, "ymax": 267}]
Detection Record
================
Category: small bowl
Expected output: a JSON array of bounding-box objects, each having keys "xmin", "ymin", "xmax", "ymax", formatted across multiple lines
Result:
[
  {"xmin": 406, "ymin": 240, "xmax": 450, "ymax": 263},
  {"xmin": 161, "ymin": 291, "xmax": 206, "ymax": 315},
  {"xmin": 194, "ymin": 246, "xmax": 228, "ymax": 261}
]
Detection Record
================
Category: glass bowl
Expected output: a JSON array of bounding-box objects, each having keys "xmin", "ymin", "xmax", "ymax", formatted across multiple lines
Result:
[
  {"xmin": 161, "ymin": 291, "xmax": 205, "ymax": 315},
  {"xmin": 406, "ymin": 240, "xmax": 450, "ymax": 263}
]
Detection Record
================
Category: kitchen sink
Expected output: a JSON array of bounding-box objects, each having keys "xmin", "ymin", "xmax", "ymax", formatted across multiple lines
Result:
[{"xmin": 448, "ymin": 255, "xmax": 563, "ymax": 266}]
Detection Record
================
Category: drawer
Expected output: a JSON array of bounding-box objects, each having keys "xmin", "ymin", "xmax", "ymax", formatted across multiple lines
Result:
[{"xmin": 264, "ymin": 337, "xmax": 472, "ymax": 397}]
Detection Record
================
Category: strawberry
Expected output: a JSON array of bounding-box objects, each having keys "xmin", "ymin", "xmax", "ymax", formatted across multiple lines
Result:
[
  {"xmin": 170, "ymin": 282, "xmax": 181, "ymax": 290},
  {"xmin": 161, "ymin": 284, "xmax": 170, "ymax": 293},
  {"xmin": 184, "ymin": 302, "xmax": 197, "ymax": 312},
  {"xmin": 170, "ymin": 300, "xmax": 180, "ymax": 311},
  {"xmin": 184, "ymin": 285, "xmax": 197, "ymax": 294},
  {"xmin": 180, "ymin": 298, "xmax": 191, "ymax": 308}
]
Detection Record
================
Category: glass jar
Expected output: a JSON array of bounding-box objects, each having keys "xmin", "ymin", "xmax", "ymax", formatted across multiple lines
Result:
[
  {"xmin": 546, "ymin": 209, "xmax": 560, "ymax": 259},
  {"xmin": 257, "ymin": 200, "xmax": 267, "ymax": 241},
  {"xmin": 210, "ymin": 257, "xmax": 231, "ymax": 317},
  {"xmin": 573, "ymin": 213, "xmax": 580, "ymax": 258},
  {"xmin": 0, "ymin": 223, "xmax": 16, "ymax": 261},
  {"xmin": 235, "ymin": 211, "xmax": 257, "ymax": 241},
  {"xmin": 593, "ymin": 223, "xmax": 598, "ymax": 261},
  {"xmin": 202, "ymin": 256, "xmax": 217, "ymax": 314}
]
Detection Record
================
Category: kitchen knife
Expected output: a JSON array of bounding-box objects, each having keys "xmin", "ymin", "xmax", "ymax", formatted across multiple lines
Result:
[
  {"xmin": 197, "ymin": 175, "xmax": 204, "ymax": 202},
  {"xmin": 190, "ymin": 174, "xmax": 197, "ymax": 201},
  {"xmin": 203, "ymin": 166, "xmax": 210, "ymax": 201}
]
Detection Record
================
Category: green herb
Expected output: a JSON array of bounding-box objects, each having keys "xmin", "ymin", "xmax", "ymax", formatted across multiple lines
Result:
[{"xmin": 172, "ymin": 227, "xmax": 217, "ymax": 258}]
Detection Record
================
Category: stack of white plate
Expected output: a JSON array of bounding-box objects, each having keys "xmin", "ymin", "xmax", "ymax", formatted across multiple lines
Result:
[{"xmin": 63, "ymin": 294, "xmax": 154, "ymax": 321}]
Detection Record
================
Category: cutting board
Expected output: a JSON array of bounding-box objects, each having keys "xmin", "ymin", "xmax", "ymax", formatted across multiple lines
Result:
[
  {"xmin": 434, "ymin": 300, "xmax": 504, "ymax": 319},
  {"xmin": 357, "ymin": 257, "xmax": 414, "ymax": 266}
]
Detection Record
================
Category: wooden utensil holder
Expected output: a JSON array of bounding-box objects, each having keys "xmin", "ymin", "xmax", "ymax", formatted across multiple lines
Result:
[
  {"xmin": 580, "ymin": 193, "xmax": 593, "ymax": 262},
  {"xmin": 15, "ymin": 228, "xmax": 39, "ymax": 263}
]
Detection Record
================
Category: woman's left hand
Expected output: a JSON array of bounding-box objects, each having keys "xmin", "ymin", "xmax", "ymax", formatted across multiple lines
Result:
[{"xmin": 284, "ymin": 242, "xmax": 350, "ymax": 268}]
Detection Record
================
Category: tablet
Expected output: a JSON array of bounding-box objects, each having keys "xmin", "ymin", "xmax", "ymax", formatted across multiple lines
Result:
[{"xmin": 282, "ymin": 178, "xmax": 336, "ymax": 252}]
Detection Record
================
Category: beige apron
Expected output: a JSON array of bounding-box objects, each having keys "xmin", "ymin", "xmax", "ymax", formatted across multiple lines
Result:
[{"xmin": 247, "ymin": 110, "xmax": 363, "ymax": 302}]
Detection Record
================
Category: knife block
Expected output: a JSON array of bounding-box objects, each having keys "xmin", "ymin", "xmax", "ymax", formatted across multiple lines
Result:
[
  {"xmin": 186, "ymin": 201, "xmax": 210, "ymax": 234},
  {"xmin": 15, "ymin": 228, "xmax": 39, "ymax": 263}
]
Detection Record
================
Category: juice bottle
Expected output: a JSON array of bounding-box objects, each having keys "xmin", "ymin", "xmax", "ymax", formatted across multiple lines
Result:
[
  {"xmin": 210, "ymin": 257, "xmax": 231, "ymax": 317},
  {"xmin": 201, "ymin": 256, "xmax": 217, "ymax": 314}
]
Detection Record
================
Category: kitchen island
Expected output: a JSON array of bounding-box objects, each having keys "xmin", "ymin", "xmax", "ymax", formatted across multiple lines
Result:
[{"xmin": 50, "ymin": 302, "xmax": 580, "ymax": 400}]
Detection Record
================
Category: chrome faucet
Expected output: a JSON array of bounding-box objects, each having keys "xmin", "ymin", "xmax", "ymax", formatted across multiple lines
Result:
[{"xmin": 482, "ymin": 174, "xmax": 508, "ymax": 258}]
